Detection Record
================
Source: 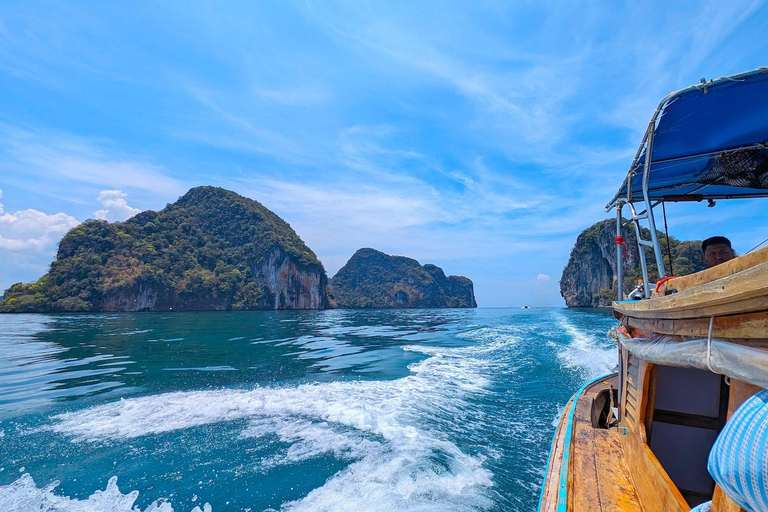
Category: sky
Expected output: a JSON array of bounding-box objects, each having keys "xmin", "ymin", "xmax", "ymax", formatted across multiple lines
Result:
[{"xmin": 0, "ymin": 1, "xmax": 767, "ymax": 307}]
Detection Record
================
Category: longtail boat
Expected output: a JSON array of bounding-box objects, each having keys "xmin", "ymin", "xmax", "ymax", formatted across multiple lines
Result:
[{"xmin": 540, "ymin": 67, "xmax": 768, "ymax": 511}]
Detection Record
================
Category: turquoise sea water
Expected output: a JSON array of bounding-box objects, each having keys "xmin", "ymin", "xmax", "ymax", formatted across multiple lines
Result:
[{"xmin": 0, "ymin": 308, "xmax": 617, "ymax": 511}]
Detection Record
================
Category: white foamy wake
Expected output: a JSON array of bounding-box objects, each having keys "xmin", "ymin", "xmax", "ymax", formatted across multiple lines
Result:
[
  {"xmin": 241, "ymin": 416, "xmax": 382, "ymax": 470},
  {"xmin": 554, "ymin": 316, "xmax": 617, "ymax": 379},
  {"xmin": 0, "ymin": 474, "xmax": 211, "ymax": 512},
  {"xmin": 29, "ymin": 339, "xmax": 511, "ymax": 511}
]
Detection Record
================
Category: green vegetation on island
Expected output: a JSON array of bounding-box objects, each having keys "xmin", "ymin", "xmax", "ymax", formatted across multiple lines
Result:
[
  {"xmin": 1, "ymin": 187, "xmax": 328, "ymax": 312},
  {"xmin": 560, "ymin": 219, "xmax": 705, "ymax": 308},
  {"xmin": 329, "ymin": 248, "xmax": 476, "ymax": 308}
]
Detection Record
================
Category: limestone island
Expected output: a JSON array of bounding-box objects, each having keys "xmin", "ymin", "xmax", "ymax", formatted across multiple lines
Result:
[
  {"xmin": 0, "ymin": 186, "xmax": 476, "ymax": 312},
  {"xmin": 560, "ymin": 219, "xmax": 704, "ymax": 308},
  {"xmin": 329, "ymin": 248, "xmax": 477, "ymax": 309}
]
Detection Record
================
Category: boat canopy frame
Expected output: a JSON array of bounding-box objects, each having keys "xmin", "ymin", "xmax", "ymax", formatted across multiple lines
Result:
[{"xmin": 606, "ymin": 67, "xmax": 768, "ymax": 300}]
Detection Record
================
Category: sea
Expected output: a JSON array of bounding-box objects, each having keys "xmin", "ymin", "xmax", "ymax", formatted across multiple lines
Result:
[{"xmin": 0, "ymin": 308, "xmax": 618, "ymax": 512}]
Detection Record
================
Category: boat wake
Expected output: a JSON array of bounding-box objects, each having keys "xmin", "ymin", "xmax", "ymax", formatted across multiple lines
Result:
[
  {"xmin": 0, "ymin": 474, "xmax": 211, "ymax": 512},
  {"xmin": 553, "ymin": 315, "xmax": 617, "ymax": 379},
  {"xmin": 1, "ymin": 336, "xmax": 510, "ymax": 512}
]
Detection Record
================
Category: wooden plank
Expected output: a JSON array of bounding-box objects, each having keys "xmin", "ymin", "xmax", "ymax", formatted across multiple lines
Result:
[
  {"xmin": 592, "ymin": 430, "xmax": 643, "ymax": 511},
  {"xmin": 570, "ymin": 388, "xmax": 603, "ymax": 511},
  {"xmin": 618, "ymin": 295, "xmax": 768, "ymax": 321},
  {"xmin": 620, "ymin": 346, "xmax": 630, "ymax": 424},
  {"xmin": 637, "ymin": 359, "xmax": 652, "ymax": 443},
  {"xmin": 657, "ymin": 245, "xmax": 768, "ymax": 295},
  {"xmin": 626, "ymin": 311, "xmax": 768, "ymax": 339},
  {"xmin": 625, "ymin": 354, "xmax": 640, "ymax": 426},
  {"xmin": 713, "ymin": 487, "xmax": 746, "ymax": 512},
  {"xmin": 620, "ymin": 361, "xmax": 688, "ymax": 511},
  {"xmin": 642, "ymin": 365, "xmax": 657, "ymax": 443},
  {"xmin": 725, "ymin": 379, "xmax": 763, "ymax": 420},
  {"xmin": 539, "ymin": 396, "xmax": 573, "ymax": 511},
  {"xmin": 625, "ymin": 395, "xmax": 637, "ymax": 422},
  {"xmin": 569, "ymin": 376, "xmax": 643, "ymax": 511},
  {"xmin": 614, "ymin": 260, "xmax": 768, "ymax": 320}
]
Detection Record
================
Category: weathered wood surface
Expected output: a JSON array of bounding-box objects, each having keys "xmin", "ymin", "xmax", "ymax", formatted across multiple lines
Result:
[
  {"xmin": 541, "ymin": 375, "xmax": 649, "ymax": 511},
  {"xmin": 569, "ymin": 376, "xmax": 643, "ymax": 511},
  {"xmin": 625, "ymin": 312, "xmax": 768, "ymax": 339},
  {"xmin": 713, "ymin": 487, "xmax": 746, "ymax": 512},
  {"xmin": 539, "ymin": 396, "xmax": 572, "ymax": 511},
  {"xmin": 656, "ymin": 245, "xmax": 768, "ymax": 296},
  {"xmin": 540, "ymin": 363, "xmax": 760, "ymax": 511},
  {"xmin": 620, "ymin": 356, "xmax": 688, "ymax": 512},
  {"xmin": 614, "ymin": 259, "xmax": 768, "ymax": 320}
]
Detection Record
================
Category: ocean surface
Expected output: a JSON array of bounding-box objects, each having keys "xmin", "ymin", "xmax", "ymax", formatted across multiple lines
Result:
[{"xmin": 0, "ymin": 308, "xmax": 617, "ymax": 511}]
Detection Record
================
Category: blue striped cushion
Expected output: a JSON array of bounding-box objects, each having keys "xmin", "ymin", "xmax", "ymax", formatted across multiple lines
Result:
[{"xmin": 708, "ymin": 390, "xmax": 768, "ymax": 512}]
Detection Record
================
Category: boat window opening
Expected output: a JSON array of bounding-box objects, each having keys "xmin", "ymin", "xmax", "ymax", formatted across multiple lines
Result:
[{"xmin": 646, "ymin": 365, "xmax": 729, "ymax": 508}]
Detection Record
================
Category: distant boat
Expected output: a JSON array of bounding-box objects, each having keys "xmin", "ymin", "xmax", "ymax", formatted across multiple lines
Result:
[
  {"xmin": 521, "ymin": 305, "xmax": 530, "ymax": 309},
  {"xmin": 539, "ymin": 67, "xmax": 768, "ymax": 511}
]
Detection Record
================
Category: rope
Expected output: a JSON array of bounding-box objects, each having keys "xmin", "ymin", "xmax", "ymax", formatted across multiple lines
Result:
[
  {"xmin": 662, "ymin": 201, "xmax": 674, "ymax": 276},
  {"xmin": 655, "ymin": 276, "xmax": 678, "ymax": 293},
  {"xmin": 615, "ymin": 235, "xmax": 627, "ymax": 259},
  {"xmin": 706, "ymin": 316, "xmax": 716, "ymax": 373},
  {"xmin": 747, "ymin": 237, "xmax": 768, "ymax": 254}
]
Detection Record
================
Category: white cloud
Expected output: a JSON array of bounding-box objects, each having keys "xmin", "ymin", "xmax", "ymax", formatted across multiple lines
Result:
[
  {"xmin": 0, "ymin": 191, "xmax": 80, "ymax": 290},
  {"xmin": 537, "ymin": 273, "xmax": 551, "ymax": 282},
  {"xmin": 93, "ymin": 190, "xmax": 141, "ymax": 222},
  {"xmin": 0, "ymin": 208, "xmax": 80, "ymax": 252},
  {"xmin": 0, "ymin": 188, "xmax": 4, "ymax": 213}
]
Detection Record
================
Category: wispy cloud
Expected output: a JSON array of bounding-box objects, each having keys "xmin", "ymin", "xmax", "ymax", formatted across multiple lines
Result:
[
  {"xmin": 0, "ymin": 125, "xmax": 187, "ymax": 206},
  {"xmin": 600, "ymin": 0, "xmax": 766, "ymax": 134}
]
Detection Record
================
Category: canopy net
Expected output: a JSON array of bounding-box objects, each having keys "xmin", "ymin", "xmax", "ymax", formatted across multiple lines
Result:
[{"xmin": 608, "ymin": 68, "xmax": 768, "ymax": 210}]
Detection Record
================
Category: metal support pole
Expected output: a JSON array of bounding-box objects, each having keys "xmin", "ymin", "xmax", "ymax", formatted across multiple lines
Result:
[
  {"xmin": 616, "ymin": 203, "xmax": 624, "ymax": 301},
  {"xmin": 633, "ymin": 221, "xmax": 651, "ymax": 297},
  {"xmin": 628, "ymin": 202, "xmax": 651, "ymax": 297},
  {"xmin": 641, "ymin": 121, "xmax": 667, "ymax": 279}
]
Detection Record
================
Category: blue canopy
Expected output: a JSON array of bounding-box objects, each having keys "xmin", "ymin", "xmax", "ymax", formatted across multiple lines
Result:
[{"xmin": 607, "ymin": 67, "xmax": 768, "ymax": 210}]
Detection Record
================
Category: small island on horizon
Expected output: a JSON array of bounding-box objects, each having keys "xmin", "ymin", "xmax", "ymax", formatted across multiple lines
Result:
[{"xmin": 0, "ymin": 186, "xmax": 477, "ymax": 313}]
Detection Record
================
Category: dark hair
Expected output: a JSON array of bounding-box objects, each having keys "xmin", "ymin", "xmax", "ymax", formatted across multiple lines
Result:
[{"xmin": 702, "ymin": 236, "xmax": 732, "ymax": 253}]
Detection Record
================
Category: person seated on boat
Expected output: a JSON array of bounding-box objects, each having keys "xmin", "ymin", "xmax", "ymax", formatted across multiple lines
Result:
[{"xmin": 702, "ymin": 236, "xmax": 735, "ymax": 268}]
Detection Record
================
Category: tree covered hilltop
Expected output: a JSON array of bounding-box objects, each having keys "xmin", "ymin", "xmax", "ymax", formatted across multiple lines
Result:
[
  {"xmin": 1, "ymin": 187, "xmax": 476, "ymax": 312},
  {"xmin": 329, "ymin": 248, "xmax": 477, "ymax": 309},
  {"xmin": 560, "ymin": 219, "xmax": 705, "ymax": 308},
  {"xmin": 1, "ymin": 187, "xmax": 328, "ymax": 312}
]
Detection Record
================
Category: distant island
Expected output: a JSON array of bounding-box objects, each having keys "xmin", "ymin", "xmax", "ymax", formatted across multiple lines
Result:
[
  {"xmin": 0, "ymin": 186, "xmax": 476, "ymax": 312},
  {"xmin": 560, "ymin": 219, "xmax": 704, "ymax": 307},
  {"xmin": 329, "ymin": 248, "xmax": 476, "ymax": 308}
]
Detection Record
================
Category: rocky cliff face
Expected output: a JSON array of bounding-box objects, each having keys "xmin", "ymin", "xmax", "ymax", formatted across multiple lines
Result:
[
  {"xmin": 560, "ymin": 219, "xmax": 704, "ymax": 308},
  {"xmin": 1, "ymin": 186, "xmax": 328, "ymax": 312},
  {"xmin": 255, "ymin": 248, "xmax": 327, "ymax": 310},
  {"xmin": 560, "ymin": 220, "xmax": 638, "ymax": 308},
  {"xmin": 329, "ymin": 248, "xmax": 477, "ymax": 308}
]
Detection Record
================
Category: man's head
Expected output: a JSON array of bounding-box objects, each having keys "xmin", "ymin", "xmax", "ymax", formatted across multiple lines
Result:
[{"xmin": 702, "ymin": 236, "xmax": 735, "ymax": 268}]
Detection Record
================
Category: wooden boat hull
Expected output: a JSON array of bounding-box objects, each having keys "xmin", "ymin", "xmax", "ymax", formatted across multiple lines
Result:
[
  {"xmin": 539, "ymin": 374, "xmax": 646, "ymax": 511},
  {"xmin": 614, "ymin": 246, "xmax": 768, "ymax": 339}
]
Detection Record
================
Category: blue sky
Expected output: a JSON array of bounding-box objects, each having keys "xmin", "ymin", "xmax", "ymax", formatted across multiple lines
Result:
[{"xmin": 0, "ymin": 1, "xmax": 766, "ymax": 307}]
